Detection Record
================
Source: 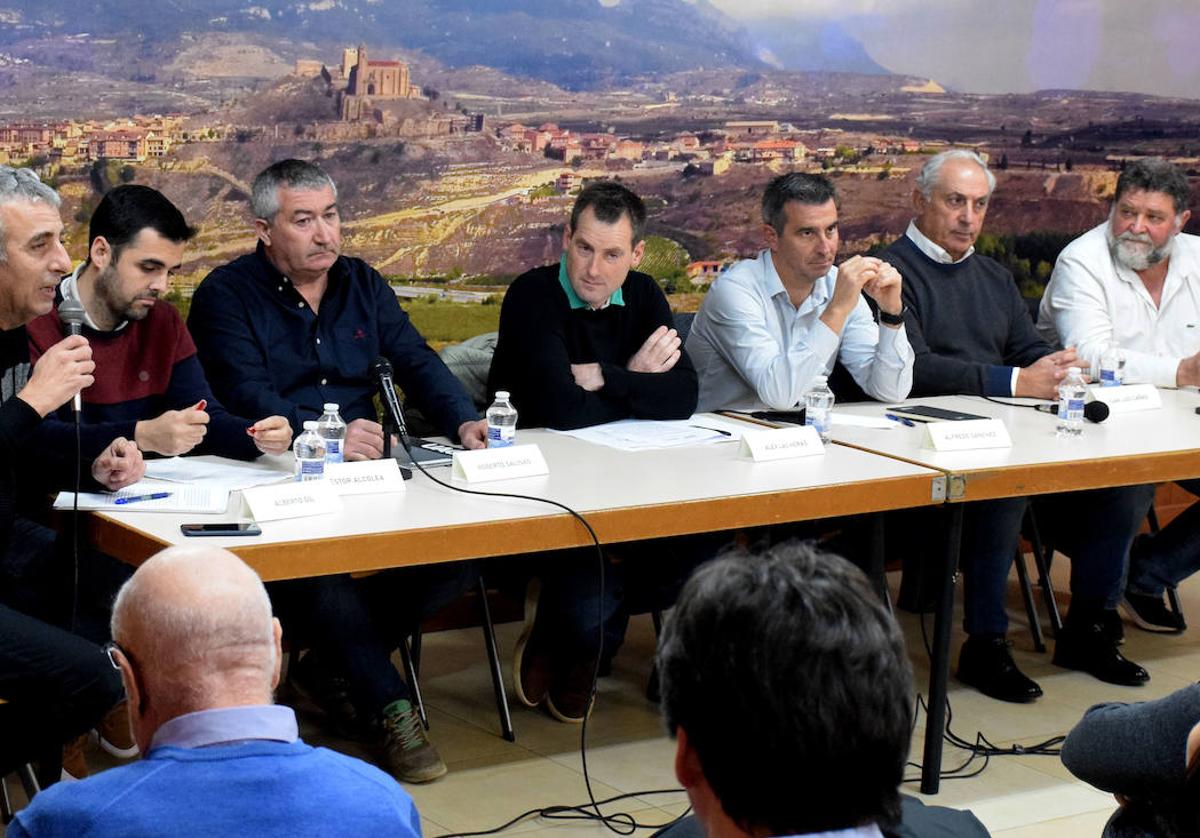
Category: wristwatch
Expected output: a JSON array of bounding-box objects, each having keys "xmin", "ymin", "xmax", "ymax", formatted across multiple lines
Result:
[{"xmin": 879, "ymin": 306, "xmax": 906, "ymax": 326}]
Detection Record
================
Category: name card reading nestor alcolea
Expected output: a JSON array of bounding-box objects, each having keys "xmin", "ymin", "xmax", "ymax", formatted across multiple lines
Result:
[
  {"xmin": 325, "ymin": 460, "xmax": 407, "ymax": 496},
  {"xmin": 922, "ymin": 418, "xmax": 1011, "ymax": 451},
  {"xmin": 739, "ymin": 426, "xmax": 825, "ymax": 461},
  {"xmin": 242, "ymin": 480, "xmax": 343, "ymax": 522},
  {"xmin": 1089, "ymin": 383, "xmax": 1161, "ymax": 415},
  {"xmin": 452, "ymin": 444, "xmax": 550, "ymax": 484}
]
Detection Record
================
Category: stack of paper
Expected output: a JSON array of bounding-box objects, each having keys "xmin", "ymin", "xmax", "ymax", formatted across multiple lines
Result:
[
  {"xmin": 55, "ymin": 482, "xmax": 230, "ymax": 514},
  {"xmin": 550, "ymin": 417, "xmax": 743, "ymax": 451}
]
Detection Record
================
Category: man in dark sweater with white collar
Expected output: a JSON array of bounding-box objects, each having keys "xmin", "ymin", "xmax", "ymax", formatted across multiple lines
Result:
[{"xmin": 882, "ymin": 150, "xmax": 1152, "ymax": 703}]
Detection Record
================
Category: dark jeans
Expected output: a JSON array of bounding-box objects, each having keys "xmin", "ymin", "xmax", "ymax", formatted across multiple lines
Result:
[
  {"xmin": 962, "ymin": 485, "xmax": 1150, "ymax": 636},
  {"xmin": 1126, "ymin": 478, "xmax": 1200, "ymax": 597},
  {"xmin": 270, "ymin": 560, "xmax": 479, "ymax": 714},
  {"xmin": 0, "ymin": 604, "xmax": 124, "ymax": 773},
  {"xmin": 535, "ymin": 533, "xmax": 726, "ymax": 662},
  {"xmin": 0, "ymin": 516, "xmax": 132, "ymax": 645}
]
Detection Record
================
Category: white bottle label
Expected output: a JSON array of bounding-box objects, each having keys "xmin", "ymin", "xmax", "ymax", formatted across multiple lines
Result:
[{"xmin": 487, "ymin": 424, "xmax": 516, "ymax": 447}]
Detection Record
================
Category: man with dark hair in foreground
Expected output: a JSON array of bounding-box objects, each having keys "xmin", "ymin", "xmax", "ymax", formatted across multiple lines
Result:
[{"xmin": 657, "ymin": 542, "xmax": 989, "ymax": 838}]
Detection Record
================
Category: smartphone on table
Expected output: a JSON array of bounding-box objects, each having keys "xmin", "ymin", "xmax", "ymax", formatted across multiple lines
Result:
[{"xmin": 180, "ymin": 522, "xmax": 263, "ymax": 537}]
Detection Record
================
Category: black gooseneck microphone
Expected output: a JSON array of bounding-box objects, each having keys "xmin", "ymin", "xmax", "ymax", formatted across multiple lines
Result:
[
  {"xmin": 58, "ymin": 296, "xmax": 86, "ymax": 415},
  {"xmin": 1034, "ymin": 400, "xmax": 1110, "ymax": 423},
  {"xmin": 369, "ymin": 356, "xmax": 412, "ymax": 452}
]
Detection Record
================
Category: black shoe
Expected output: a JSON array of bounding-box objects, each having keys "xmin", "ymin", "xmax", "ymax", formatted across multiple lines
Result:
[
  {"xmin": 1053, "ymin": 616, "xmax": 1150, "ymax": 686},
  {"xmin": 289, "ymin": 651, "xmax": 368, "ymax": 740},
  {"xmin": 1101, "ymin": 607, "xmax": 1126, "ymax": 645},
  {"xmin": 1120, "ymin": 591, "xmax": 1186, "ymax": 634},
  {"xmin": 957, "ymin": 635, "xmax": 1043, "ymax": 703}
]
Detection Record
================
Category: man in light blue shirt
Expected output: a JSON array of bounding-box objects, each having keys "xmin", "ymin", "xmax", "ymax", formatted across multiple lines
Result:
[
  {"xmin": 11, "ymin": 545, "xmax": 420, "ymax": 837},
  {"xmin": 686, "ymin": 173, "xmax": 913, "ymax": 413}
]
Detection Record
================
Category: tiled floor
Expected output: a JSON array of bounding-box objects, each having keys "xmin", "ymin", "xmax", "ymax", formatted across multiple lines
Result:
[{"xmin": 6, "ymin": 565, "xmax": 1199, "ymax": 837}]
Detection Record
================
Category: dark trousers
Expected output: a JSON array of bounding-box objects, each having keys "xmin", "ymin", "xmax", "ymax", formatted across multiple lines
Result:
[
  {"xmin": 270, "ymin": 561, "xmax": 480, "ymax": 714},
  {"xmin": 0, "ymin": 604, "xmax": 124, "ymax": 773},
  {"xmin": 535, "ymin": 533, "xmax": 726, "ymax": 661},
  {"xmin": 0, "ymin": 516, "xmax": 132, "ymax": 645},
  {"xmin": 962, "ymin": 485, "xmax": 1152, "ymax": 636},
  {"xmin": 1127, "ymin": 478, "xmax": 1200, "ymax": 597}
]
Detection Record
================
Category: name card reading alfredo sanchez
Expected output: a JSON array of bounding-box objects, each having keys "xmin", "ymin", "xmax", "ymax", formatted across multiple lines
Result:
[
  {"xmin": 325, "ymin": 460, "xmax": 407, "ymax": 496},
  {"xmin": 922, "ymin": 419, "xmax": 1011, "ymax": 452},
  {"xmin": 739, "ymin": 426, "xmax": 825, "ymax": 461},
  {"xmin": 1088, "ymin": 383, "xmax": 1161, "ymax": 415},
  {"xmin": 242, "ymin": 480, "xmax": 343, "ymax": 522},
  {"xmin": 452, "ymin": 444, "xmax": 550, "ymax": 484}
]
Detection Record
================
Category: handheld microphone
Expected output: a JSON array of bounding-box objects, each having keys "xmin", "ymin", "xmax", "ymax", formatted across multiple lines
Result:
[
  {"xmin": 370, "ymin": 356, "xmax": 412, "ymax": 452},
  {"xmin": 57, "ymin": 297, "xmax": 86, "ymax": 414},
  {"xmin": 1034, "ymin": 400, "xmax": 1110, "ymax": 423}
]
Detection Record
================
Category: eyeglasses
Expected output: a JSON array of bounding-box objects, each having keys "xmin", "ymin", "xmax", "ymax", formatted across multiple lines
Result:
[
  {"xmin": 103, "ymin": 642, "xmax": 124, "ymax": 671},
  {"xmin": 103, "ymin": 641, "xmax": 147, "ymax": 714}
]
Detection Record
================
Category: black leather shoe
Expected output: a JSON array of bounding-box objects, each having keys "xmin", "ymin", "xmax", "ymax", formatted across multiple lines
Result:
[
  {"xmin": 1053, "ymin": 615, "xmax": 1150, "ymax": 686},
  {"xmin": 957, "ymin": 635, "xmax": 1043, "ymax": 703}
]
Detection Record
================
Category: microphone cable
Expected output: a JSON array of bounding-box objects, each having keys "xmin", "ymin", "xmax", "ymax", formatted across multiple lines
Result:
[
  {"xmin": 901, "ymin": 609, "xmax": 1065, "ymax": 787},
  {"xmin": 375, "ymin": 384, "xmax": 688, "ymax": 836}
]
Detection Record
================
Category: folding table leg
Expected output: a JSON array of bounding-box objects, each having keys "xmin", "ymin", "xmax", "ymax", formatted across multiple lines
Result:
[
  {"xmin": 921, "ymin": 503, "xmax": 963, "ymax": 795},
  {"xmin": 477, "ymin": 576, "xmax": 515, "ymax": 742}
]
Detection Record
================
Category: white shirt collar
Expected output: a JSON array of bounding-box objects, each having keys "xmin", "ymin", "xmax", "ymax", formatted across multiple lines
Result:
[
  {"xmin": 905, "ymin": 220, "xmax": 974, "ymax": 265},
  {"xmin": 61, "ymin": 264, "xmax": 129, "ymax": 333}
]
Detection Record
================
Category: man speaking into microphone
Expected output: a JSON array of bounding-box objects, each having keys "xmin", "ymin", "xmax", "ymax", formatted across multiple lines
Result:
[{"xmin": 186, "ymin": 159, "xmax": 485, "ymax": 783}]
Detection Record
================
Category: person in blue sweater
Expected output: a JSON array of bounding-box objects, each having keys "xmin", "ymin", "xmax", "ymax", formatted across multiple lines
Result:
[
  {"xmin": 882, "ymin": 150, "xmax": 1153, "ymax": 704},
  {"xmin": 10, "ymin": 544, "xmax": 422, "ymax": 838}
]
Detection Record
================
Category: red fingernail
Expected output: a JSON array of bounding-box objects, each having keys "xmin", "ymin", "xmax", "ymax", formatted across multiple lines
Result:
[
  {"xmin": 247, "ymin": 427, "xmax": 257, "ymax": 435},
  {"xmin": 195, "ymin": 400, "xmax": 207, "ymax": 411}
]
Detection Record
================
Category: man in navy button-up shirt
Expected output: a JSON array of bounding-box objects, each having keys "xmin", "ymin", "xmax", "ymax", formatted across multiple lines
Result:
[
  {"xmin": 188, "ymin": 159, "xmax": 484, "ymax": 784},
  {"xmin": 189, "ymin": 163, "xmax": 486, "ymax": 456}
]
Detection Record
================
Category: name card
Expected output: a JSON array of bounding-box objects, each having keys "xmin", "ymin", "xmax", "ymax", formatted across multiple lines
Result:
[
  {"xmin": 1088, "ymin": 383, "xmax": 1161, "ymax": 414},
  {"xmin": 739, "ymin": 426, "xmax": 825, "ymax": 461},
  {"xmin": 325, "ymin": 460, "xmax": 407, "ymax": 496},
  {"xmin": 242, "ymin": 480, "xmax": 343, "ymax": 522},
  {"xmin": 451, "ymin": 444, "xmax": 550, "ymax": 483},
  {"xmin": 922, "ymin": 418, "xmax": 1011, "ymax": 451}
]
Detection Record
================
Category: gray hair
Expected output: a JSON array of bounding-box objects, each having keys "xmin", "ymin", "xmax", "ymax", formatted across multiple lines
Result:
[
  {"xmin": 111, "ymin": 545, "xmax": 276, "ymax": 717},
  {"xmin": 250, "ymin": 158, "xmax": 337, "ymax": 223},
  {"xmin": 0, "ymin": 166, "xmax": 61, "ymax": 264},
  {"xmin": 916, "ymin": 150, "xmax": 996, "ymax": 200},
  {"xmin": 1115, "ymin": 158, "xmax": 1191, "ymax": 215}
]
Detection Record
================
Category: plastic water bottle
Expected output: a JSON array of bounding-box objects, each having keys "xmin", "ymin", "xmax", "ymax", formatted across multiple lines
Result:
[
  {"xmin": 486, "ymin": 391, "xmax": 518, "ymax": 448},
  {"xmin": 804, "ymin": 375, "xmax": 835, "ymax": 443},
  {"xmin": 317, "ymin": 403, "xmax": 346, "ymax": 463},
  {"xmin": 1098, "ymin": 345, "xmax": 1125, "ymax": 387},
  {"xmin": 294, "ymin": 421, "xmax": 327, "ymax": 481},
  {"xmin": 1056, "ymin": 367, "xmax": 1087, "ymax": 438}
]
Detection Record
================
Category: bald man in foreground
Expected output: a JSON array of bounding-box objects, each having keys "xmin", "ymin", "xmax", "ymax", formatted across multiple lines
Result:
[{"xmin": 10, "ymin": 546, "xmax": 421, "ymax": 837}]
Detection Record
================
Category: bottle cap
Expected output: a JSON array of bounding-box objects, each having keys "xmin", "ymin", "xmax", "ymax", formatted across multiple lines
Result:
[
  {"xmin": 495, "ymin": 390, "xmax": 510, "ymax": 400},
  {"xmin": 323, "ymin": 403, "xmax": 339, "ymax": 412},
  {"xmin": 812, "ymin": 375, "xmax": 828, "ymax": 385},
  {"xmin": 303, "ymin": 421, "xmax": 318, "ymax": 430},
  {"xmin": 1067, "ymin": 366, "xmax": 1081, "ymax": 375}
]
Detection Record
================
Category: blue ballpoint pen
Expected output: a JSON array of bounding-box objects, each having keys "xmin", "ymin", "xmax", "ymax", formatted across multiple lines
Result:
[
  {"xmin": 884, "ymin": 413, "xmax": 916, "ymax": 428},
  {"xmin": 114, "ymin": 491, "xmax": 172, "ymax": 505}
]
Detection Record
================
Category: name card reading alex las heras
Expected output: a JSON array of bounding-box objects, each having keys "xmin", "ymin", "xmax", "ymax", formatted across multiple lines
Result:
[
  {"xmin": 739, "ymin": 426, "xmax": 825, "ymax": 461},
  {"xmin": 922, "ymin": 418, "xmax": 1011, "ymax": 451},
  {"xmin": 1089, "ymin": 383, "xmax": 1161, "ymax": 414},
  {"xmin": 452, "ymin": 444, "xmax": 550, "ymax": 484},
  {"xmin": 242, "ymin": 480, "xmax": 343, "ymax": 522},
  {"xmin": 325, "ymin": 460, "xmax": 407, "ymax": 496}
]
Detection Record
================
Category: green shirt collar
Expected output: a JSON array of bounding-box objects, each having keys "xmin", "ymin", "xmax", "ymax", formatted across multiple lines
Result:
[{"xmin": 557, "ymin": 254, "xmax": 624, "ymax": 310}]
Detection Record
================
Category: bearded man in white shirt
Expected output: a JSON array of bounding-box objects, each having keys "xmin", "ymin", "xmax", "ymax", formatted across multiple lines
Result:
[{"xmin": 1039, "ymin": 157, "xmax": 1200, "ymax": 635}]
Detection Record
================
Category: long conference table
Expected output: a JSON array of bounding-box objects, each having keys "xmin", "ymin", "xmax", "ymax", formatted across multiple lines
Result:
[{"xmin": 82, "ymin": 391, "xmax": 1200, "ymax": 794}]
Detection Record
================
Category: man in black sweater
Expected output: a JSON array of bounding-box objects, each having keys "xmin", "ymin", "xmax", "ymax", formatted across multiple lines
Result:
[
  {"xmin": 882, "ymin": 150, "xmax": 1153, "ymax": 703},
  {"xmin": 490, "ymin": 182, "xmax": 700, "ymax": 723},
  {"xmin": 0, "ymin": 166, "xmax": 144, "ymax": 778},
  {"xmin": 489, "ymin": 182, "xmax": 697, "ymax": 428}
]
